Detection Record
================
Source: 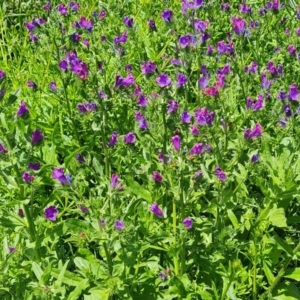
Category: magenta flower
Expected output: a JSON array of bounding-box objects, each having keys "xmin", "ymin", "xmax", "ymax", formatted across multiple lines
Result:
[
  {"xmin": 44, "ymin": 206, "xmax": 58, "ymax": 221},
  {"xmin": 158, "ymin": 152, "xmax": 170, "ymax": 164},
  {"xmin": 195, "ymin": 107, "xmax": 215, "ymax": 126},
  {"xmin": 178, "ymin": 35, "xmax": 191, "ymax": 48},
  {"xmin": 215, "ymin": 166, "xmax": 227, "ymax": 181},
  {"xmin": 28, "ymin": 162, "xmax": 40, "ymax": 171},
  {"xmin": 114, "ymin": 31, "xmax": 128, "ymax": 44},
  {"xmin": 183, "ymin": 218, "xmax": 193, "ymax": 229},
  {"xmin": 194, "ymin": 19, "xmax": 209, "ymax": 32},
  {"xmin": 0, "ymin": 69, "xmax": 5, "ymax": 80},
  {"xmin": 288, "ymin": 84, "xmax": 300, "ymax": 101},
  {"xmin": 111, "ymin": 174, "xmax": 119, "ymax": 188},
  {"xmin": 27, "ymin": 80, "xmax": 37, "ymax": 89},
  {"xmin": 9, "ymin": 247, "xmax": 16, "ymax": 253},
  {"xmin": 171, "ymin": 135, "xmax": 181, "ymax": 151},
  {"xmin": 152, "ymin": 171, "xmax": 163, "ymax": 182},
  {"xmin": 77, "ymin": 16, "xmax": 93, "ymax": 32},
  {"xmin": 57, "ymin": 4, "xmax": 67, "ymax": 16},
  {"xmin": 135, "ymin": 111, "xmax": 148, "ymax": 130},
  {"xmin": 114, "ymin": 220, "xmax": 125, "ymax": 230},
  {"xmin": 17, "ymin": 101, "xmax": 29, "ymax": 117},
  {"xmin": 287, "ymin": 45, "xmax": 296, "ymax": 57},
  {"xmin": 190, "ymin": 125, "xmax": 200, "ymax": 135},
  {"xmin": 124, "ymin": 132, "xmax": 136, "ymax": 144},
  {"xmin": 22, "ymin": 172, "xmax": 34, "ymax": 183},
  {"xmin": 156, "ymin": 74, "xmax": 171, "ymax": 88},
  {"xmin": 190, "ymin": 143, "xmax": 203, "ymax": 155},
  {"xmin": 231, "ymin": 17, "xmax": 246, "ymax": 35},
  {"xmin": 31, "ymin": 129, "xmax": 44, "ymax": 145},
  {"xmin": 150, "ymin": 202, "xmax": 163, "ymax": 218},
  {"xmin": 49, "ymin": 81, "xmax": 57, "ymax": 91}
]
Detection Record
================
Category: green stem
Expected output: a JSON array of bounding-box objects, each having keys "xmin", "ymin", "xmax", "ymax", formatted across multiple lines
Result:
[
  {"xmin": 103, "ymin": 242, "xmax": 113, "ymax": 277},
  {"xmin": 261, "ymin": 241, "xmax": 300, "ymax": 298},
  {"xmin": 253, "ymin": 239, "xmax": 257, "ymax": 300},
  {"xmin": 172, "ymin": 198, "xmax": 179, "ymax": 276}
]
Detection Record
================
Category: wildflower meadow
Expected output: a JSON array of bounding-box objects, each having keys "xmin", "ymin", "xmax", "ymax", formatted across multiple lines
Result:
[{"xmin": 1, "ymin": 0, "xmax": 300, "ymax": 299}]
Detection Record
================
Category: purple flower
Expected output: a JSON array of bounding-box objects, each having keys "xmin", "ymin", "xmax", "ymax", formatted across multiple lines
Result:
[
  {"xmin": 0, "ymin": 143, "xmax": 8, "ymax": 154},
  {"xmin": 198, "ymin": 76, "xmax": 209, "ymax": 89},
  {"xmin": 51, "ymin": 168, "xmax": 68, "ymax": 184},
  {"xmin": 28, "ymin": 162, "xmax": 40, "ymax": 171},
  {"xmin": 22, "ymin": 172, "xmax": 34, "ymax": 183},
  {"xmin": 251, "ymin": 154, "xmax": 259, "ymax": 163},
  {"xmin": 260, "ymin": 73, "xmax": 272, "ymax": 90},
  {"xmin": 59, "ymin": 60, "xmax": 68, "ymax": 71},
  {"xmin": 221, "ymin": 3, "xmax": 230, "ymax": 11},
  {"xmin": 240, "ymin": 2, "xmax": 252, "ymax": 14},
  {"xmin": 43, "ymin": 2, "xmax": 51, "ymax": 10},
  {"xmin": 158, "ymin": 152, "xmax": 170, "ymax": 164},
  {"xmin": 69, "ymin": 1, "xmax": 80, "ymax": 11},
  {"xmin": 114, "ymin": 220, "xmax": 125, "ymax": 231},
  {"xmin": 77, "ymin": 102, "xmax": 97, "ymax": 113},
  {"xmin": 183, "ymin": 218, "xmax": 193, "ymax": 229},
  {"xmin": 111, "ymin": 174, "xmax": 119, "ymax": 188},
  {"xmin": 31, "ymin": 129, "xmax": 44, "ymax": 145},
  {"xmin": 244, "ymin": 123, "xmax": 263, "ymax": 139},
  {"xmin": 136, "ymin": 94, "xmax": 148, "ymax": 107},
  {"xmin": 0, "ymin": 70, "xmax": 5, "ymax": 80},
  {"xmin": 57, "ymin": 4, "xmax": 67, "ymax": 16},
  {"xmin": 231, "ymin": 17, "xmax": 246, "ymax": 35},
  {"xmin": 135, "ymin": 111, "xmax": 148, "ymax": 130},
  {"xmin": 17, "ymin": 101, "xmax": 29, "ymax": 117},
  {"xmin": 9, "ymin": 247, "xmax": 16, "ymax": 253},
  {"xmin": 171, "ymin": 135, "xmax": 181, "ymax": 151},
  {"xmin": 159, "ymin": 273, "xmax": 167, "ymax": 281},
  {"xmin": 215, "ymin": 166, "xmax": 227, "ymax": 181},
  {"xmin": 178, "ymin": 35, "xmax": 191, "ymax": 48},
  {"xmin": 100, "ymin": 219, "xmax": 105, "ymax": 227},
  {"xmin": 123, "ymin": 16, "xmax": 133, "ymax": 28},
  {"xmin": 150, "ymin": 202, "xmax": 163, "ymax": 217},
  {"xmin": 156, "ymin": 74, "xmax": 171, "ymax": 88},
  {"xmin": 161, "ymin": 9, "xmax": 173, "ymax": 22},
  {"xmin": 124, "ymin": 132, "xmax": 135, "ymax": 144},
  {"xmin": 181, "ymin": 111, "xmax": 192, "ymax": 123},
  {"xmin": 194, "ymin": 19, "xmax": 209, "ymax": 32},
  {"xmin": 217, "ymin": 41, "xmax": 234, "ymax": 55},
  {"xmin": 245, "ymin": 61, "xmax": 258, "ymax": 73},
  {"xmin": 148, "ymin": 19, "xmax": 157, "ymax": 30},
  {"xmin": 284, "ymin": 104, "xmax": 292, "ymax": 117},
  {"xmin": 288, "ymin": 84, "xmax": 300, "ymax": 101},
  {"xmin": 29, "ymin": 32, "xmax": 38, "ymax": 42},
  {"xmin": 79, "ymin": 205, "xmax": 89, "ymax": 213},
  {"xmin": 177, "ymin": 73, "xmax": 188, "ymax": 87},
  {"xmin": 277, "ymin": 90, "xmax": 287, "ymax": 101},
  {"xmin": 44, "ymin": 206, "xmax": 58, "ymax": 221},
  {"xmin": 288, "ymin": 45, "xmax": 296, "ymax": 57},
  {"xmin": 78, "ymin": 16, "xmax": 93, "ymax": 32},
  {"xmin": 152, "ymin": 171, "xmax": 163, "ymax": 182},
  {"xmin": 190, "ymin": 125, "xmax": 200, "ymax": 135},
  {"xmin": 114, "ymin": 31, "xmax": 128, "ymax": 44},
  {"xmin": 49, "ymin": 81, "xmax": 57, "ymax": 91},
  {"xmin": 195, "ymin": 108, "xmax": 215, "ymax": 126},
  {"xmin": 167, "ymin": 100, "xmax": 178, "ymax": 114},
  {"xmin": 27, "ymin": 81, "xmax": 37, "ymax": 89},
  {"xmin": 76, "ymin": 153, "xmax": 86, "ymax": 164},
  {"xmin": 109, "ymin": 132, "xmax": 118, "ymax": 148},
  {"xmin": 190, "ymin": 143, "xmax": 203, "ymax": 155}
]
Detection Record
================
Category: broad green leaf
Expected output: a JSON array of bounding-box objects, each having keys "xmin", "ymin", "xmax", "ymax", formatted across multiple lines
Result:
[
  {"xmin": 67, "ymin": 279, "xmax": 89, "ymax": 300},
  {"xmin": 284, "ymin": 268, "xmax": 300, "ymax": 281},
  {"xmin": 272, "ymin": 235, "xmax": 293, "ymax": 256},
  {"xmin": 268, "ymin": 207, "xmax": 287, "ymax": 228},
  {"xmin": 84, "ymin": 288, "xmax": 110, "ymax": 300},
  {"xmin": 31, "ymin": 262, "xmax": 43, "ymax": 281},
  {"xmin": 273, "ymin": 281, "xmax": 300, "ymax": 300},
  {"xmin": 74, "ymin": 257, "xmax": 90, "ymax": 271},
  {"xmin": 52, "ymin": 267, "xmax": 85, "ymax": 287},
  {"xmin": 227, "ymin": 209, "xmax": 239, "ymax": 229},
  {"xmin": 125, "ymin": 176, "xmax": 152, "ymax": 203}
]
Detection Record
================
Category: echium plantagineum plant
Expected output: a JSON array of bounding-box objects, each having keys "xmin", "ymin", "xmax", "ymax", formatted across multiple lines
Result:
[{"xmin": 1, "ymin": 0, "xmax": 300, "ymax": 299}]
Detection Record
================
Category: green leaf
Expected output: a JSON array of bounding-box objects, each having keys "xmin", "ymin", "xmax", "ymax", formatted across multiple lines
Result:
[
  {"xmin": 64, "ymin": 219, "xmax": 96, "ymax": 235},
  {"xmin": 263, "ymin": 262, "xmax": 275, "ymax": 285},
  {"xmin": 67, "ymin": 279, "xmax": 89, "ymax": 300},
  {"xmin": 268, "ymin": 207, "xmax": 287, "ymax": 228},
  {"xmin": 272, "ymin": 235, "xmax": 293, "ymax": 256},
  {"xmin": 32, "ymin": 262, "xmax": 43, "ymax": 281},
  {"xmin": 273, "ymin": 281, "xmax": 300, "ymax": 300},
  {"xmin": 6, "ymin": 88, "xmax": 21, "ymax": 106},
  {"xmin": 84, "ymin": 288, "xmax": 110, "ymax": 300},
  {"xmin": 74, "ymin": 257, "xmax": 90, "ymax": 271},
  {"xmin": 52, "ymin": 267, "xmax": 85, "ymax": 287},
  {"xmin": 64, "ymin": 146, "xmax": 88, "ymax": 168},
  {"xmin": 227, "ymin": 209, "xmax": 239, "ymax": 229},
  {"xmin": 125, "ymin": 176, "xmax": 152, "ymax": 203},
  {"xmin": 284, "ymin": 268, "xmax": 300, "ymax": 281}
]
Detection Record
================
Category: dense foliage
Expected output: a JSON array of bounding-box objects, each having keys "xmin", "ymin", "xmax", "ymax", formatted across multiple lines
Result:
[{"xmin": 0, "ymin": 0, "xmax": 300, "ymax": 299}]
